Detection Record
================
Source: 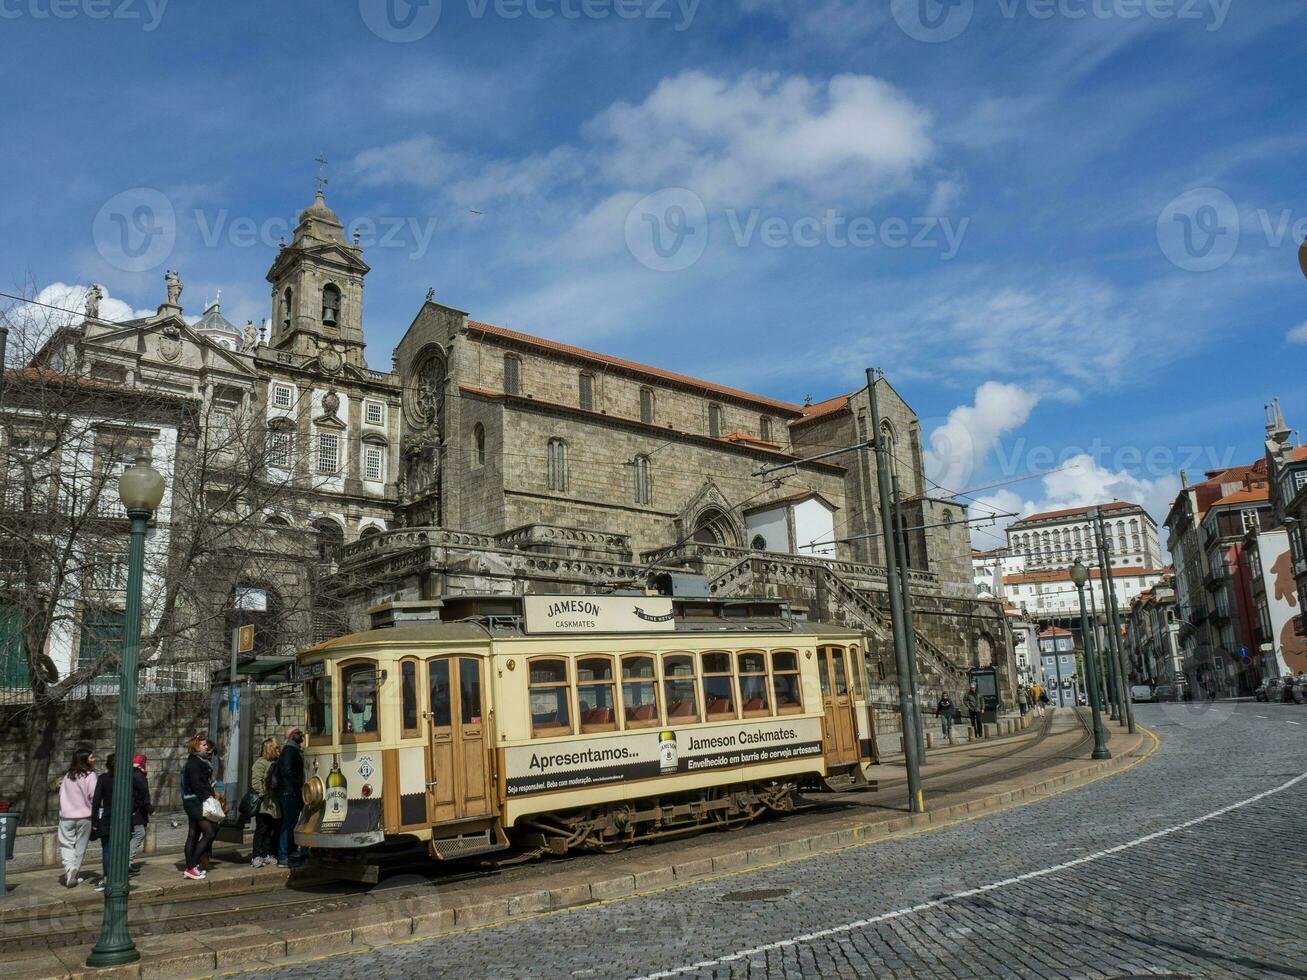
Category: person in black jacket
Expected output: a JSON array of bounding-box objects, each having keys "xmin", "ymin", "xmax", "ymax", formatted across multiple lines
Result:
[
  {"xmin": 276, "ymin": 726, "xmax": 306, "ymax": 867},
  {"xmin": 180, "ymin": 734, "xmax": 217, "ymax": 880},
  {"xmin": 935, "ymin": 693, "xmax": 956, "ymax": 744},
  {"xmin": 90, "ymin": 753, "xmax": 154, "ymax": 890}
]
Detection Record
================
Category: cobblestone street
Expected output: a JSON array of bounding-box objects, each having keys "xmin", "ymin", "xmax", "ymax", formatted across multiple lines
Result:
[{"xmin": 237, "ymin": 703, "xmax": 1307, "ymax": 979}]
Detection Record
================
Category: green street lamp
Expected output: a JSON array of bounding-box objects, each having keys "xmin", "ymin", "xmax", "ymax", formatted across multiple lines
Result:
[
  {"xmin": 1071, "ymin": 560, "xmax": 1111, "ymax": 760},
  {"xmin": 86, "ymin": 452, "xmax": 165, "ymax": 968}
]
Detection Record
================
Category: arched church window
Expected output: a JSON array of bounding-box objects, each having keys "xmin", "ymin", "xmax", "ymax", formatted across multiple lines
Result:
[
  {"xmin": 473, "ymin": 424, "xmax": 486, "ymax": 468},
  {"xmin": 322, "ymin": 284, "xmax": 341, "ymax": 325},
  {"xmin": 504, "ymin": 355, "xmax": 521, "ymax": 396},
  {"xmin": 281, "ymin": 288, "xmax": 293, "ymax": 328},
  {"xmin": 633, "ymin": 455, "xmax": 652, "ymax": 505},
  {"xmin": 708, "ymin": 404, "xmax": 724, "ymax": 439},
  {"xmin": 546, "ymin": 438, "xmax": 567, "ymax": 492}
]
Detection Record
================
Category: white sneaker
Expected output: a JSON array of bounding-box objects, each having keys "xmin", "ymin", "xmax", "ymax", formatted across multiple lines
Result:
[{"xmin": 251, "ymin": 857, "xmax": 263, "ymax": 868}]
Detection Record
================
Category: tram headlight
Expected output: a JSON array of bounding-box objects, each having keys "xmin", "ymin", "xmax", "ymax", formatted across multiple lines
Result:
[{"xmin": 302, "ymin": 775, "xmax": 324, "ymax": 807}]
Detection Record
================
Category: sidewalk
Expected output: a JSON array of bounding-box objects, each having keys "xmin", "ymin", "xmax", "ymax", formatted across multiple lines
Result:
[{"xmin": 0, "ymin": 708, "xmax": 1148, "ymax": 979}]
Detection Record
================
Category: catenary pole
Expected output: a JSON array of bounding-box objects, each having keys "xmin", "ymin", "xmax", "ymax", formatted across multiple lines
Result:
[
  {"xmin": 891, "ymin": 470, "xmax": 926, "ymax": 759},
  {"xmin": 1094, "ymin": 510, "xmax": 1137, "ymax": 734},
  {"xmin": 866, "ymin": 368, "xmax": 924, "ymax": 813}
]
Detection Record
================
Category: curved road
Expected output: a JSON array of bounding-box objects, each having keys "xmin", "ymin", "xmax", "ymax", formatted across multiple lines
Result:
[{"xmin": 238, "ymin": 702, "xmax": 1307, "ymax": 979}]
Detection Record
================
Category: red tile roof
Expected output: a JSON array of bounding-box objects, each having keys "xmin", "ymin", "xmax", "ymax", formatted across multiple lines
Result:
[
  {"xmin": 466, "ymin": 321, "xmax": 804, "ymax": 415},
  {"xmin": 1038, "ymin": 627, "xmax": 1072, "ymax": 637},
  {"xmin": 1210, "ymin": 483, "xmax": 1270, "ymax": 508},
  {"xmin": 1010, "ymin": 501, "xmax": 1138, "ymax": 526},
  {"xmin": 793, "ymin": 392, "xmax": 853, "ymax": 425}
]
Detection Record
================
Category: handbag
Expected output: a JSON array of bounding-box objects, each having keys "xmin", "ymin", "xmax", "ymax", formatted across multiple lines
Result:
[
  {"xmin": 202, "ymin": 795, "xmax": 227, "ymax": 822},
  {"xmin": 237, "ymin": 790, "xmax": 261, "ymax": 822}
]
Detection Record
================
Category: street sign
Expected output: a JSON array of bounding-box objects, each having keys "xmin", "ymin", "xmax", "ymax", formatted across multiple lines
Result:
[{"xmin": 237, "ymin": 624, "xmax": 254, "ymax": 654}]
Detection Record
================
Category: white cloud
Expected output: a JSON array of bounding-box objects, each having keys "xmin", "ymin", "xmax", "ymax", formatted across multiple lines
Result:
[
  {"xmin": 3, "ymin": 283, "xmax": 154, "ymax": 363},
  {"xmin": 1286, "ymin": 320, "xmax": 1307, "ymax": 344},
  {"xmin": 349, "ymin": 136, "xmax": 460, "ymax": 189},
  {"xmin": 924, "ymin": 382, "xmax": 1040, "ymax": 492},
  {"xmin": 590, "ymin": 71, "xmax": 934, "ymax": 207}
]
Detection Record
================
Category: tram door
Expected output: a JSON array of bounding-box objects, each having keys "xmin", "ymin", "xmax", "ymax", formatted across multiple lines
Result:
[
  {"xmin": 817, "ymin": 646, "xmax": 859, "ymax": 764},
  {"xmin": 425, "ymin": 656, "xmax": 493, "ymax": 823}
]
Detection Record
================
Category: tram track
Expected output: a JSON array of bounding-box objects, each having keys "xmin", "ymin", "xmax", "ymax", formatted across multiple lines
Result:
[{"xmin": 0, "ymin": 713, "xmax": 1098, "ymax": 957}]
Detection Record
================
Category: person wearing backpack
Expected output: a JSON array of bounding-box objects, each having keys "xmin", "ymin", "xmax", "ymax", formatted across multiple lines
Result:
[
  {"xmin": 276, "ymin": 726, "xmax": 306, "ymax": 867},
  {"xmin": 249, "ymin": 739, "xmax": 282, "ymax": 868}
]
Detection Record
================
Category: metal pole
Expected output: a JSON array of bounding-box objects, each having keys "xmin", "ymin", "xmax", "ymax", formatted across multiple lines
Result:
[
  {"xmin": 891, "ymin": 471, "xmax": 926, "ymax": 759},
  {"xmin": 1093, "ymin": 511, "xmax": 1136, "ymax": 734},
  {"xmin": 1090, "ymin": 518, "xmax": 1124, "ymax": 722},
  {"xmin": 1088, "ymin": 586, "xmax": 1111, "ymax": 713},
  {"xmin": 866, "ymin": 368, "xmax": 924, "ymax": 813},
  {"xmin": 86, "ymin": 508, "xmax": 149, "ymax": 967},
  {"xmin": 1077, "ymin": 583, "xmax": 1111, "ymax": 759}
]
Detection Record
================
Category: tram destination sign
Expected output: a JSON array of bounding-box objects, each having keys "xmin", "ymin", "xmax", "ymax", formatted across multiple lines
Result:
[{"xmin": 523, "ymin": 595, "xmax": 676, "ymax": 634}]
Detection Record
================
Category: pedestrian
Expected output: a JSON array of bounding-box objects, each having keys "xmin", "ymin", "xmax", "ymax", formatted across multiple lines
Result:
[
  {"xmin": 181, "ymin": 733, "xmax": 218, "ymax": 880},
  {"xmin": 276, "ymin": 726, "xmax": 306, "ymax": 867},
  {"xmin": 1039, "ymin": 686, "xmax": 1052, "ymax": 712},
  {"xmin": 935, "ymin": 692, "xmax": 956, "ymax": 744},
  {"xmin": 963, "ymin": 684, "xmax": 983, "ymax": 738},
  {"xmin": 1031, "ymin": 682, "xmax": 1045, "ymax": 716},
  {"xmin": 57, "ymin": 748, "xmax": 97, "ymax": 888},
  {"xmin": 90, "ymin": 753, "xmax": 150, "ymax": 890},
  {"xmin": 250, "ymin": 738, "xmax": 282, "ymax": 869},
  {"xmin": 1018, "ymin": 685, "xmax": 1030, "ymax": 716}
]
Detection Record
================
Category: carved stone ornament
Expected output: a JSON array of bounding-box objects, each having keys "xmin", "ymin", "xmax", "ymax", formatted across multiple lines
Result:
[
  {"xmin": 320, "ymin": 347, "xmax": 343, "ymax": 374},
  {"xmin": 159, "ymin": 333, "xmax": 182, "ymax": 362},
  {"xmin": 322, "ymin": 390, "xmax": 340, "ymax": 418}
]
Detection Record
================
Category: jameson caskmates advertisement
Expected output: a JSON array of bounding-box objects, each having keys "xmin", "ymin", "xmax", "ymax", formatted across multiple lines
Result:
[{"xmin": 503, "ymin": 717, "xmax": 823, "ymax": 797}]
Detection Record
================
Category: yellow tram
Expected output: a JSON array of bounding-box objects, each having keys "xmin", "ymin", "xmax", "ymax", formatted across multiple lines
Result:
[{"xmin": 292, "ymin": 594, "xmax": 876, "ymax": 872}]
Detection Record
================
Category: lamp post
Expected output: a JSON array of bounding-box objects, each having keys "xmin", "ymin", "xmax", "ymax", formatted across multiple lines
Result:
[
  {"xmin": 1071, "ymin": 560, "xmax": 1111, "ymax": 760},
  {"xmin": 86, "ymin": 452, "xmax": 165, "ymax": 968}
]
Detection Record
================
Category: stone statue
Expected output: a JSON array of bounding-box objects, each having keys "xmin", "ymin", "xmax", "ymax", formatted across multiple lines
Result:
[
  {"xmin": 323, "ymin": 390, "xmax": 340, "ymax": 418},
  {"xmin": 241, "ymin": 320, "xmax": 258, "ymax": 352},
  {"xmin": 85, "ymin": 284, "xmax": 102, "ymax": 321},
  {"xmin": 165, "ymin": 269, "xmax": 183, "ymax": 305},
  {"xmin": 426, "ymin": 287, "xmax": 435, "ymax": 302}
]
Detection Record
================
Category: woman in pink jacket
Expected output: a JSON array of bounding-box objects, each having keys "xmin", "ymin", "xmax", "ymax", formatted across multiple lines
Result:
[{"xmin": 57, "ymin": 749, "xmax": 97, "ymax": 888}]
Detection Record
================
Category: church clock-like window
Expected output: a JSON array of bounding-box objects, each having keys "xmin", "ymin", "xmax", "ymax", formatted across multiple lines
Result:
[{"xmin": 322, "ymin": 284, "xmax": 341, "ymax": 326}]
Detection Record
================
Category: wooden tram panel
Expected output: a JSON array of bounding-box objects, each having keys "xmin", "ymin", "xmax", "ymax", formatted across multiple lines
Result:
[{"xmin": 291, "ymin": 595, "xmax": 875, "ymax": 868}]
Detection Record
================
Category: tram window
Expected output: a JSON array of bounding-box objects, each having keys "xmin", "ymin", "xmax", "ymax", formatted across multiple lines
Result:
[
  {"xmin": 662, "ymin": 654, "xmax": 699, "ymax": 723},
  {"xmin": 817, "ymin": 648, "xmax": 831, "ymax": 697},
  {"xmin": 340, "ymin": 661, "xmax": 380, "ymax": 738},
  {"xmin": 306, "ymin": 676, "xmax": 332, "ymax": 738},
  {"xmin": 846, "ymin": 646, "xmax": 860, "ymax": 695},
  {"xmin": 772, "ymin": 651, "xmax": 803, "ymax": 714},
  {"xmin": 622, "ymin": 655, "xmax": 660, "ymax": 727},
  {"xmin": 831, "ymin": 648, "xmax": 849, "ymax": 696},
  {"xmin": 701, "ymin": 651, "xmax": 735, "ymax": 719},
  {"xmin": 738, "ymin": 651, "xmax": 770, "ymax": 716},
  {"xmin": 428, "ymin": 660, "xmax": 452, "ymax": 728},
  {"xmin": 530, "ymin": 658, "xmax": 572, "ymax": 736},
  {"xmin": 400, "ymin": 660, "xmax": 419, "ymax": 736},
  {"xmin": 460, "ymin": 659, "xmax": 483, "ymax": 725},
  {"xmin": 577, "ymin": 657, "xmax": 618, "ymax": 732}
]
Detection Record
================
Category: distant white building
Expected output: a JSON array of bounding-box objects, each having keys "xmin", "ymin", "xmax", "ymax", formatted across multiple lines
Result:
[{"xmin": 972, "ymin": 501, "xmax": 1167, "ymax": 625}]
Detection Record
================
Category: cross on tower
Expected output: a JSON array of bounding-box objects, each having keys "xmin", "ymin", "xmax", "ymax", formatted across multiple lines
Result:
[{"xmin": 315, "ymin": 153, "xmax": 329, "ymax": 192}]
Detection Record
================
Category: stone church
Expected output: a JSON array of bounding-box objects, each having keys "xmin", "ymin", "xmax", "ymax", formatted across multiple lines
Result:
[{"xmin": 15, "ymin": 183, "xmax": 1013, "ymax": 713}]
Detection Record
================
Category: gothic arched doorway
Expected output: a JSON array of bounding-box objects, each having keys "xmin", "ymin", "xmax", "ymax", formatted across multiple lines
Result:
[{"xmin": 690, "ymin": 507, "xmax": 740, "ymax": 547}]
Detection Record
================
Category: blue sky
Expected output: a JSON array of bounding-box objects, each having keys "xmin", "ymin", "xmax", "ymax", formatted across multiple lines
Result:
[{"xmin": 2, "ymin": 0, "xmax": 1305, "ymax": 545}]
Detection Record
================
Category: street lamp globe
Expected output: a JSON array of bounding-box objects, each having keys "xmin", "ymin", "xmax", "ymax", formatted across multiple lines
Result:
[
  {"xmin": 1070, "ymin": 559, "xmax": 1090, "ymax": 589},
  {"xmin": 118, "ymin": 452, "xmax": 165, "ymax": 512}
]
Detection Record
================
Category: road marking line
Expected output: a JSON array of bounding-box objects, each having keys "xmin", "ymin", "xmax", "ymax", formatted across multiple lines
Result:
[
  {"xmin": 200, "ymin": 728, "xmax": 1161, "ymax": 980},
  {"xmin": 1256, "ymin": 714, "xmax": 1268, "ymax": 718},
  {"xmin": 634, "ymin": 760, "xmax": 1307, "ymax": 979},
  {"xmin": 1288, "ymin": 721, "xmax": 1302, "ymax": 726}
]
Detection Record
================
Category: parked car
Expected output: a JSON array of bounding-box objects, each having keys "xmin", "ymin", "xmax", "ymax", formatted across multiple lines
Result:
[
  {"xmin": 1265, "ymin": 677, "xmax": 1288, "ymax": 703},
  {"xmin": 1130, "ymin": 684, "xmax": 1154, "ymax": 703},
  {"xmin": 1255, "ymin": 679, "xmax": 1272, "ymax": 702},
  {"xmin": 1154, "ymin": 683, "xmax": 1178, "ymax": 702},
  {"xmin": 1281, "ymin": 675, "xmax": 1299, "ymax": 704},
  {"xmin": 1294, "ymin": 673, "xmax": 1307, "ymax": 704}
]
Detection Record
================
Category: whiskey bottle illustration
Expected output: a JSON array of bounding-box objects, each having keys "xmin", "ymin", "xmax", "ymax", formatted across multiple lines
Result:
[
  {"xmin": 322, "ymin": 755, "xmax": 349, "ymax": 831},
  {"xmin": 658, "ymin": 731, "xmax": 678, "ymax": 774}
]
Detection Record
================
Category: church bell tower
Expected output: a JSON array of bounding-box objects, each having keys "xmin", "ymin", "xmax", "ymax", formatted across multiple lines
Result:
[{"xmin": 266, "ymin": 179, "xmax": 370, "ymax": 369}]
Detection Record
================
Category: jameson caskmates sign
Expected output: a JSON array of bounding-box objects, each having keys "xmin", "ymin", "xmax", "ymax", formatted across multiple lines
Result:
[{"xmin": 523, "ymin": 595, "xmax": 676, "ymax": 634}]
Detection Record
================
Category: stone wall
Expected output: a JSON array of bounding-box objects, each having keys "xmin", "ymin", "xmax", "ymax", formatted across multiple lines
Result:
[{"xmin": 0, "ymin": 691, "xmax": 208, "ymax": 821}]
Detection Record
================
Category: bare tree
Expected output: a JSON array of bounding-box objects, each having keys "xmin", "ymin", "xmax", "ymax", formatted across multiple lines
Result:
[{"xmin": 0, "ymin": 285, "xmax": 324, "ymax": 822}]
